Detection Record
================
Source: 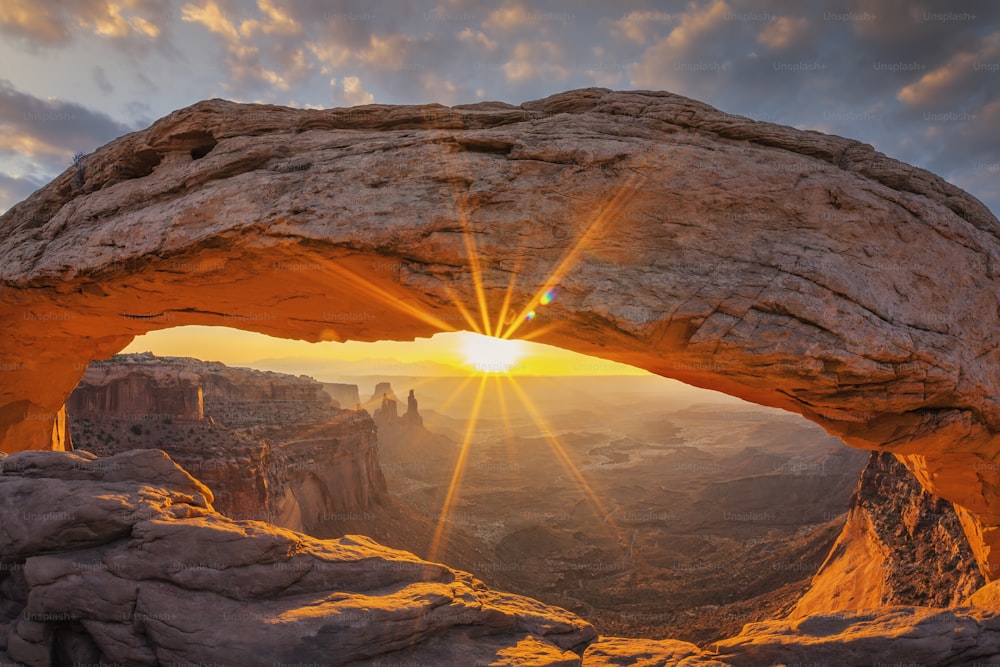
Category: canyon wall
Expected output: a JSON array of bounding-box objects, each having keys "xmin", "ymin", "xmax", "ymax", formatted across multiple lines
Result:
[
  {"xmin": 67, "ymin": 352, "xmax": 203, "ymax": 422},
  {"xmin": 67, "ymin": 354, "xmax": 386, "ymax": 534},
  {"xmin": 1, "ymin": 88, "xmax": 999, "ymax": 574},
  {"xmin": 323, "ymin": 382, "xmax": 362, "ymax": 409},
  {"xmin": 792, "ymin": 451, "xmax": 985, "ymax": 616}
]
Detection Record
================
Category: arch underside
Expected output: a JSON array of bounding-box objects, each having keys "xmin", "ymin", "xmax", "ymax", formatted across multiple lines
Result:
[{"xmin": 1, "ymin": 88, "xmax": 998, "ymax": 574}]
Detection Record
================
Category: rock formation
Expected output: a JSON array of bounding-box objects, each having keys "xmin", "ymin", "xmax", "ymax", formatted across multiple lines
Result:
[
  {"xmin": 324, "ymin": 382, "xmax": 361, "ymax": 409},
  {"xmin": 792, "ymin": 451, "xmax": 984, "ymax": 616},
  {"xmin": 0, "ymin": 449, "xmax": 594, "ymax": 666},
  {"xmin": 1, "ymin": 88, "xmax": 997, "ymax": 572},
  {"xmin": 366, "ymin": 382, "xmax": 398, "ymax": 408},
  {"xmin": 373, "ymin": 392, "xmax": 398, "ymax": 422},
  {"xmin": 197, "ymin": 357, "xmax": 339, "ymax": 427},
  {"xmin": 405, "ymin": 388, "xmax": 423, "ymax": 427},
  {"xmin": 369, "ymin": 382, "xmax": 424, "ymax": 432},
  {"xmin": 3, "ymin": 447, "xmax": 1000, "ymax": 666},
  {"xmin": 66, "ymin": 353, "xmax": 203, "ymax": 422},
  {"xmin": 67, "ymin": 355, "xmax": 386, "ymax": 535}
]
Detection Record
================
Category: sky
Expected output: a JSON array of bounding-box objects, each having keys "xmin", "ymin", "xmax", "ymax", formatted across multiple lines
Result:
[
  {"xmin": 2, "ymin": 0, "xmax": 998, "ymax": 374},
  {"xmin": 117, "ymin": 327, "xmax": 650, "ymax": 377}
]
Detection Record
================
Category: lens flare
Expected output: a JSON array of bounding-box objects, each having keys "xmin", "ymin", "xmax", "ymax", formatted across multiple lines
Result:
[
  {"xmin": 525, "ymin": 311, "xmax": 536, "ymax": 321},
  {"xmin": 540, "ymin": 289, "xmax": 556, "ymax": 306}
]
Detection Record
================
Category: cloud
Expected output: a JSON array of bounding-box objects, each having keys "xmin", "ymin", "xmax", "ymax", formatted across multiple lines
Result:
[
  {"xmin": 0, "ymin": 173, "xmax": 46, "ymax": 214},
  {"xmin": 757, "ymin": 16, "xmax": 810, "ymax": 50},
  {"xmin": 334, "ymin": 76, "xmax": 375, "ymax": 106},
  {"xmin": 458, "ymin": 28, "xmax": 497, "ymax": 50},
  {"xmin": 0, "ymin": 81, "xmax": 131, "ymax": 213},
  {"xmin": 612, "ymin": 10, "xmax": 675, "ymax": 44},
  {"xmin": 0, "ymin": 0, "xmax": 69, "ymax": 45},
  {"xmin": 238, "ymin": 0, "xmax": 302, "ymax": 37},
  {"xmin": 503, "ymin": 41, "xmax": 569, "ymax": 82},
  {"xmin": 306, "ymin": 40, "xmax": 352, "ymax": 73},
  {"xmin": 0, "ymin": 80, "xmax": 131, "ymax": 162},
  {"xmin": 180, "ymin": 0, "xmax": 308, "ymax": 93},
  {"xmin": 181, "ymin": 0, "xmax": 240, "ymax": 42},
  {"xmin": 483, "ymin": 3, "xmax": 536, "ymax": 31},
  {"xmin": 93, "ymin": 66, "xmax": 114, "ymax": 95},
  {"xmin": 897, "ymin": 31, "xmax": 1000, "ymax": 109},
  {"xmin": 0, "ymin": 0, "xmax": 164, "ymax": 50},
  {"xmin": 626, "ymin": 1, "xmax": 741, "ymax": 97},
  {"xmin": 663, "ymin": 0, "xmax": 730, "ymax": 50}
]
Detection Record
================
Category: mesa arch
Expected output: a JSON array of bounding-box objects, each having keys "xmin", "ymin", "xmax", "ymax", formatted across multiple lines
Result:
[{"xmin": 1, "ymin": 87, "xmax": 998, "ymax": 578}]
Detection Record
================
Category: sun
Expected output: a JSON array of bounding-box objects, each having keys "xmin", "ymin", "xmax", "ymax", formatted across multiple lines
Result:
[{"xmin": 459, "ymin": 331, "xmax": 525, "ymax": 374}]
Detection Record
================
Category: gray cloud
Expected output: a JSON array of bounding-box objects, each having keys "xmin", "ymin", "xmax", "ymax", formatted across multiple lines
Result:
[
  {"xmin": 0, "ymin": 0, "xmax": 996, "ymax": 215},
  {"xmin": 0, "ymin": 80, "xmax": 134, "ymax": 212},
  {"xmin": 93, "ymin": 66, "xmax": 114, "ymax": 95},
  {"xmin": 0, "ymin": 80, "xmax": 131, "ymax": 157},
  {"xmin": 0, "ymin": 173, "xmax": 45, "ymax": 214}
]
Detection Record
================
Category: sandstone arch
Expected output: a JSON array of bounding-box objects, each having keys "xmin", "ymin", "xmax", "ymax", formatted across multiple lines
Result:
[{"xmin": 1, "ymin": 88, "xmax": 998, "ymax": 574}]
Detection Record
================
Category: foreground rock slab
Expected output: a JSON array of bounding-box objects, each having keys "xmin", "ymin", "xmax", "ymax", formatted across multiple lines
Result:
[
  {"xmin": 6, "ymin": 449, "xmax": 1000, "ymax": 666},
  {"xmin": 582, "ymin": 636, "xmax": 729, "ymax": 666},
  {"xmin": 713, "ymin": 607, "xmax": 1000, "ymax": 666},
  {"xmin": 0, "ymin": 449, "xmax": 594, "ymax": 666}
]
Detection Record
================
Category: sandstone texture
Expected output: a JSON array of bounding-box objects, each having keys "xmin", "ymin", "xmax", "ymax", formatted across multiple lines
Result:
[
  {"xmin": 4, "ymin": 448, "xmax": 1000, "ymax": 666},
  {"xmin": 792, "ymin": 451, "xmax": 984, "ymax": 616},
  {"xmin": 68, "ymin": 354, "xmax": 386, "ymax": 533},
  {"xmin": 0, "ymin": 449, "xmax": 594, "ymax": 666},
  {"xmin": 1, "ymin": 87, "xmax": 999, "ymax": 571}
]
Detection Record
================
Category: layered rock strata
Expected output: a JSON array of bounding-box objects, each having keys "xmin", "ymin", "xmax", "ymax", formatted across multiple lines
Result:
[
  {"xmin": 1, "ymin": 87, "xmax": 999, "ymax": 572},
  {"xmin": 67, "ymin": 355, "xmax": 386, "ymax": 533}
]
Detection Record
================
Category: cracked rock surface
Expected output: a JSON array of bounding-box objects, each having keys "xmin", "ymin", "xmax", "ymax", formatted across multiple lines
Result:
[{"xmin": 1, "ymin": 87, "xmax": 999, "ymax": 571}]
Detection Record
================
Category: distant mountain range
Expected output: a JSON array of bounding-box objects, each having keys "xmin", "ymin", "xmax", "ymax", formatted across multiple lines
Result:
[{"xmin": 240, "ymin": 356, "xmax": 467, "ymax": 380}]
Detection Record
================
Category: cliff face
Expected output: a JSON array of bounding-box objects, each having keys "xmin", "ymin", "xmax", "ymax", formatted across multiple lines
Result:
[
  {"xmin": 269, "ymin": 411, "xmax": 386, "ymax": 534},
  {"xmin": 3, "ymin": 448, "xmax": 1000, "ymax": 667},
  {"xmin": 323, "ymin": 382, "xmax": 361, "ymax": 409},
  {"xmin": 792, "ymin": 451, "xmax": 985, "ymax": 616},
  {"xmin": 197, "ymin": 358, "xmax": 337, "ymax": 427},
  {"xmin": 67, "ymin": 354, "xmax": 203, "ymax": 421},
  {"xmin": 67, "ymin": 354, "xmax": 386, "ymax": 533}
]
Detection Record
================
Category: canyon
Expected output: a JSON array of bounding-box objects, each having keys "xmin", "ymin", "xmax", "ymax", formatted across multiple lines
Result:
[
  {"xmin": 1, "ymin": 87, "xmax": 999, "ymax": 663},
  {"xmin": 66, "ymin": 353, "xmax": 385, "ymax": 534}
]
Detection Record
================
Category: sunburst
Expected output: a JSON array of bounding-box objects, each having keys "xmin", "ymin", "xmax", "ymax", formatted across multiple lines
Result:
[{"xmin": 413, "ymin": 134, "xmax": 655, "ymax": 566}]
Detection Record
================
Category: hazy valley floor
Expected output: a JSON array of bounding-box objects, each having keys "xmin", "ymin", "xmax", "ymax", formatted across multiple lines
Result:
[{"xmin": 362, "ymin": 376, "xmax": 869, "ymax": 644}]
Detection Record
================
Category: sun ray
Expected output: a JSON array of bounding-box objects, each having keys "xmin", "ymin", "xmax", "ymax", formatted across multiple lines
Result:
[
  {"xmin": 494, "ymin": 251, "xmax": 523, "ymax": 336},
  {"xmin": 515, "ymin": 322, "xmax": 563, "ymax": 344},
  {"xmin": 426, "ymin": 374, "xmax": 489, "ymax": 562},
  {"xmin": 500, "ymin": 161, "xmax": 654, "ymax": 340},
  {"xmin": 506, "ymin": 378, "xmax": 629, "ymax": 553},
  {"xmin": 459, "ymin": 216, "xmax": 494, "ymax": 336},
  {"xmin": 441, "ymin": 283, "xmax": 484, "ymax": 335},
  {"xmin": 491, "ymin": 375, "xmax": 519, "ymax": 473},
  {"xmin": 430, "ymin": 373, "xmax": 477, "ymax": 419},
  {"xmin": 424, "ymin": 129, "xmax": 494, "ymax": 336},
  {"xmin": 318, "ymin": 262, "xmax": 456, "ymax": 334}
]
